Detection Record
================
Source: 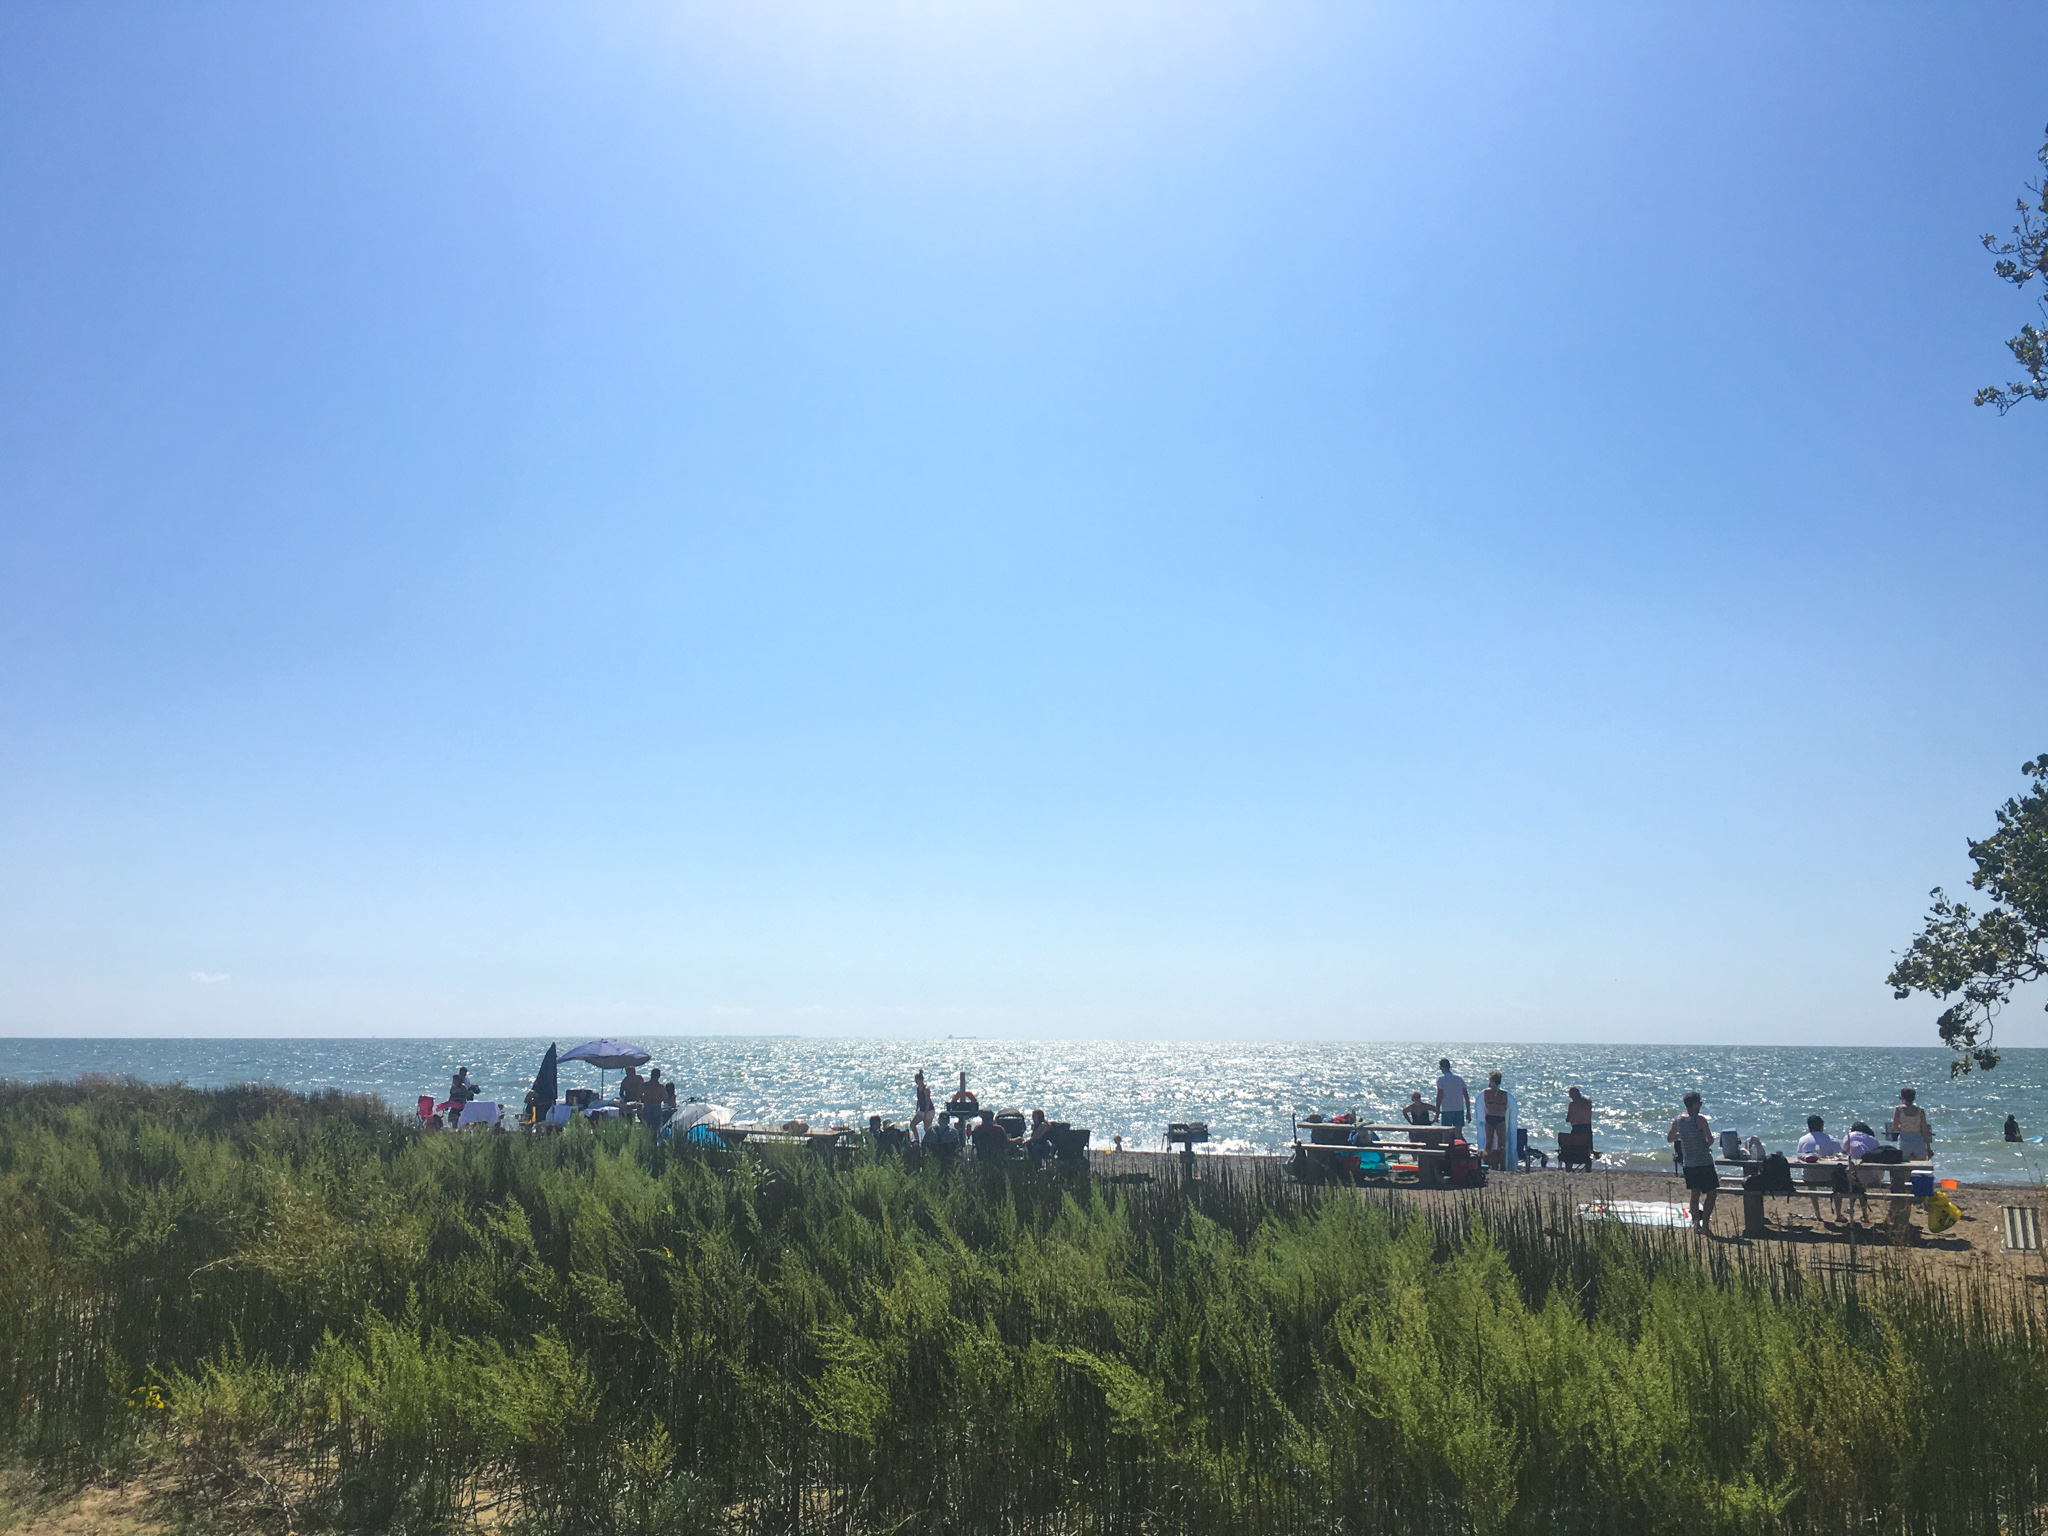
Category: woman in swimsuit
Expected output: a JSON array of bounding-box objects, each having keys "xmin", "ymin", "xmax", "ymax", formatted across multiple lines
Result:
[
  {"xmin": 1890, "ymin": 1088, "xmax": 1933, "ymax": 1160},
  {"xmin": 1481, "ymin": 1071, "xmax": 1509, "ymax": 1171}
]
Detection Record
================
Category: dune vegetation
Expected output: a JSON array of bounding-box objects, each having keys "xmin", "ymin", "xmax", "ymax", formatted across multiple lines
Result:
[{"xmin": 0, "ymin": 1078, "xmax": 2042, "ymax": 1535}]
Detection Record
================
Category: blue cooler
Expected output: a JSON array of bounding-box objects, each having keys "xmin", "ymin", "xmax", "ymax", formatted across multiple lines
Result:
[{"xmin": 1910, "ymin": 1169, "xmax": 1934, "ymax": 1198}]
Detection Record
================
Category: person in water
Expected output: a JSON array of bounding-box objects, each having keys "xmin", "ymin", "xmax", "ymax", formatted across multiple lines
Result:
[
  {"xmin": 2008, "ymin": 1114, "xmax": 2023, "ymax": 1143},
  {"xmin": 1481, "ymin": 1071, "xmax": 1509, "ymax": 1171},
  {"xmin": 1434, "ymin": 1059, "xmax": 1471, "ymax": 1133},
  {"xmin": 1667, "ymin": 1092, "xmax": 1718, "ymax": 1231},
  {"xmin": 1890, "ymin": 1088, "xmax": 1932, "ymax": 1159}
]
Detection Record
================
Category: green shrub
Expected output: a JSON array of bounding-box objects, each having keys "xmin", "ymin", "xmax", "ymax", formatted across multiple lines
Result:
[{"xmin": 0, "ymin": 1077, "xmax": 2041, "ymax": 1535}]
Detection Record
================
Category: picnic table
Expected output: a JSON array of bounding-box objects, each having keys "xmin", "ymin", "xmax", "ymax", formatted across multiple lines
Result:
[
  {"xmin": 1292, "ymin": 1125, "xmax": 1456, "ymax": 1186},
  {"xmin": 1711, "ymin": 1156, "xmax": 1932, "ymax": 1238},
  {"xmin": 713, "ymin": 1124, "xmax": 854, "ymax": 1152}
]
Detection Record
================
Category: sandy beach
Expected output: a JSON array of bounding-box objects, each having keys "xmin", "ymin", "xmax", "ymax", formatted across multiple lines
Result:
[{"xmin": 1090, "ymin": 1150, "xmax": 2048, "ymax": 1292}]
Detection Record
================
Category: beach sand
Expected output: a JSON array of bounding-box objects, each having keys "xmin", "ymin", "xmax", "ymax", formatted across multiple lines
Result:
[{"xmin": 1090, "ymin": 1150, "xmax": 2048, "ymax": 1292}]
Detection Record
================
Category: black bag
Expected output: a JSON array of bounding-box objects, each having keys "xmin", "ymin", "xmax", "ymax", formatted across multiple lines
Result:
[
  {"xmin": 1744, "ymin": 1152, "xmax": 1796, "ymax": 1194},
  {"xmin": 1865, "ymin": 1144, "xmax": 1904, "ymax": 1164}
]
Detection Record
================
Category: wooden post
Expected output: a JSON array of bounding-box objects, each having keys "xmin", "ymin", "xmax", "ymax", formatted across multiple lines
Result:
[{"xmin": 1743, "ymin": 1186, "xmax": 1767, "ymax": 1238}]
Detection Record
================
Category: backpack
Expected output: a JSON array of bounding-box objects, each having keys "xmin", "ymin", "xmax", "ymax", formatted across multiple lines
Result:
[
  {"xmin": 1745, "ymin": 1152, "xmax": 1796, "ymax": 1194},
  {"xmin": 1443, "ymin": 1138, "xmax": 1486, "ymax": 1188}
]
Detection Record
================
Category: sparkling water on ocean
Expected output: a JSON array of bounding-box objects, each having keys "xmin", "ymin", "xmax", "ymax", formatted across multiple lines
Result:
[{"xmin": 7, "ymin": 1038, "xmax": 2045, "ymax": 1185}]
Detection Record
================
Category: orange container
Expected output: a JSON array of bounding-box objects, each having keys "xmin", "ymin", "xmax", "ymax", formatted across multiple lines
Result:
[{"xmin": 1939, "ymin": 1178, "xmax": 1959, "ymax": 1191}]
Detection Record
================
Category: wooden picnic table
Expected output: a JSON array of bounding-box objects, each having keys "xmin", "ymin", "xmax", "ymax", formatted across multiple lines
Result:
[
  {"xmin": 1292, "ymin": 1131, "xmax": 1454, "ymax": 1186},
  {"xmin": 714, "ymin": 1124, "xmax": 853, "ymax": 1152},
  {"xmin": 1711, "ymin": 1156, "xmax": 1931, "ymax": 1238}
]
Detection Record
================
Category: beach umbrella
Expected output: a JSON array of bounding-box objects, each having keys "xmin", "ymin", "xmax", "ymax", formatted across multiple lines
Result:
[
  {"xmin": 531, "ymin": 1043, "xmax": 559, "ymax": 1116},
  {"xmin": 559, "ymin": 1039, "xmax": 650, "ymax": 1099}
]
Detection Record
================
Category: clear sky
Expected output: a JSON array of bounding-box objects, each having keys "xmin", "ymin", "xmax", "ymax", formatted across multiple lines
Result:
[{"xmin": 2, "ymin": 2, "xmax": 2044, "ymax": 1043}]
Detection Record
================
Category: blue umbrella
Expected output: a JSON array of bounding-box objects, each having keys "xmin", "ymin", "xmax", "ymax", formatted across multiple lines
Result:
[{"xmin": 559, "ymin": 1039, "xmax": 650, "ymax": 1100}]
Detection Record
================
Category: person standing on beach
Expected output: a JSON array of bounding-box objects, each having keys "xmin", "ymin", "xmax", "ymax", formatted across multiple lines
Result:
[
  {"xmin": 911, "ymin": 1070, "xmax": 935, "ymax": 1144},
  {"xmin": 1434, "ymin": 1059, "xmax": 1470, "ymax": 1133},
  {"xmin": 1667, "ymin": 1092, "xmax": 1718, "ymax": 1231},
  {"xmin": 1890, "ymin": 1088, "xmax": 1933, "ymax": 1159},
  {"xmin": 1566, "ymin": 1087, "xmax": 1592, "ymax": 1137},
  {"xmin": 1402, "ymin": 1091, "xmax": 1435, "ymax": 1127},
  {"xmin": 1481, "ymin": 1071, "xmax": 1509, "ymax": 1170}
]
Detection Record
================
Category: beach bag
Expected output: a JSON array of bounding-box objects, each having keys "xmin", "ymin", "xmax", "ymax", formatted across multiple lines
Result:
[
  {"xmin": 1444, "ymin": 1138, "xmax": 1485, "ymax": 1188},
  {"xmin": 1866, "ymin": 1144, "xmax": 1904, "ymax": 1164},
  {"xmin": 1745, "ymin": 1153, "xmax": 1796, "ymax": 1194},
  {"xmin": 1925, "ymin": 1188, "xmax": 1961, "ymax": 1234}
]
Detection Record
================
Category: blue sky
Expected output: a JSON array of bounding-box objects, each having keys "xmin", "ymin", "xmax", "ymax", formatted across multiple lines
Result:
[{"xmin": 1, "ymin": 2, "xmax": 2044, "ymax": 1042}]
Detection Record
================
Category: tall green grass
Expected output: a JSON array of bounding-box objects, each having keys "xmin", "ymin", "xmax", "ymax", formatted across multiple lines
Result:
[{"xmin": 0, "ymin": 1077, "xmax": 2040, "ymax": 1535}]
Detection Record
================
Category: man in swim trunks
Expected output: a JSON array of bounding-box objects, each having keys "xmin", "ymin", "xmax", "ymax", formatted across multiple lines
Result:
[
  {"xmin": 1434, "ymin": 1059, "xmax": 1470, "ymax": 1132},
  {"xmin": 1667, "ymin": 1092, "xmax": 1718, "ymax": 1231}
]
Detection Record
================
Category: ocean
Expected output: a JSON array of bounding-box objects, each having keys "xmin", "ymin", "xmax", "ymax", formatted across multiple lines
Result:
[{"xmin": 6, "ymin": 1037, "xmax": 2044, "ymax": 1184}]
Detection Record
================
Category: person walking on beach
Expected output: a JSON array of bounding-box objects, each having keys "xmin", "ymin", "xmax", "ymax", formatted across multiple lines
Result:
[
  {"xmin": 1890, "ymin": 1088, "xmax": 1933, "ymax": 1159},
  {"xmin": 1667, "ymin": 1092, "xmax": 1718, "ymax": 1231},
  {"xmin": 1481, "ymin": 1071, "xmax": 1509, "ymax": 1171},
  {"xmin": 1434, "ymin": 1060, "xmax": 1470, "ymax": 1133},
  {"xmin": 911, "ymin": 1070, "xmax": 936, "ymax": 1144}
]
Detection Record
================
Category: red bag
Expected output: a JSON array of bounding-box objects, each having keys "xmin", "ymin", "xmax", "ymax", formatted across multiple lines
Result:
[{"xmin": 1444, "ymin": 1137, "xmax": 1486, "ymax": 1187}]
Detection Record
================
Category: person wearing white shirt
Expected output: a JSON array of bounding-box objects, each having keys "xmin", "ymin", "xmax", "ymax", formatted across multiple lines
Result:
[
  {"xmin": 1434, "ymin": 1058, "xmax": 1471, "ymax": 1133},
  {"xmin": 1795, "ymin": 1115, "xmax": 1844, "ymax": 1225}
]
